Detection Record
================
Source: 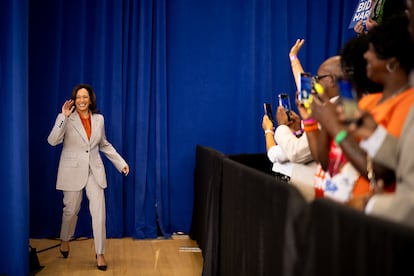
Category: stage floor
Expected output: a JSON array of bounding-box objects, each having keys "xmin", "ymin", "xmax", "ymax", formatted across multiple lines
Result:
[{"xmin": 29, "ymin": 235, "xmax": 203, "ymax": 275}]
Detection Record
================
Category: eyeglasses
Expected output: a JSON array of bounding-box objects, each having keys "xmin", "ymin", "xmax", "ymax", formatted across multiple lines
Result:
[{"xmin": 312, "ymin": 74, "xmax": 334, "ymax": 82}]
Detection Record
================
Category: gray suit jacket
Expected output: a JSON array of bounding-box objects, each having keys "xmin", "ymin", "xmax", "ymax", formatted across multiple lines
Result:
[
  {"xmin": 48, "ymin": 112, "xmax": 127, "ymax": 191},
  {"xmin": 369, "ymin": 107, "xmax": 414, "ymax": 228}
]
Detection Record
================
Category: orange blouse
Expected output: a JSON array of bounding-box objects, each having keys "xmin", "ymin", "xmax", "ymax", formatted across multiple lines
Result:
[
  {"xmin": 359, "ymin": 88, "xmax": 414, "ymax": 137},
  {"xmin": 353, "ymin": 87, "xmax": 414, "ymax": 196},
  {"xmin": 78, "ymin": 112, "xmax": 92, "ymax": 140}
]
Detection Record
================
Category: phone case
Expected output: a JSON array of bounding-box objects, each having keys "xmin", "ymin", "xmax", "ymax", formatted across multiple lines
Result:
[
  {"xmin": 299, "ymin": 73, "xmax": 312, "ymax": 108},
  {"xmin": 263, "ymin": 103, "xmax": 275, "ymax": 123}
]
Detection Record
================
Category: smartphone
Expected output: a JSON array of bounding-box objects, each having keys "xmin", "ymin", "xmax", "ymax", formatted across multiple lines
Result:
[
  {"xmin": 338, "ymin": 78, "xmax": 358, "ymax": 123},
  {"xmin": 299, "ymin": 72, "xmax": 312, "ymax": 109},
  {"xmin": 263, "ymin": 103, "xmax": 275, "ymax": 125},
  {"xmin": 278, "ymin": 93, "xmax": 291, "ymax": 121}
]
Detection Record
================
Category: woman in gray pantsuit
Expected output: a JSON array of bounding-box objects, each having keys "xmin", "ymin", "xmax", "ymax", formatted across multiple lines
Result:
[{"xmin": 48, "ymin": 83, "xmax": 129, "ymax": 271}]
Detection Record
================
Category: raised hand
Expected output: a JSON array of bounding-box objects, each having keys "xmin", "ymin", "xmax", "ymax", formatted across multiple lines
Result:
[
  {"xmin": 309, "ymin": 96, "xmax": 342, "ymax": 137},
  {"xmin": 295, "ymin": 91, "xmax": 312, "ymax": 120},
  {"xmin": 276, "ymin": 105, "xmax": 290, "ymax": 126},
  {"xmin": 289, "ymin": 39, "xmax": 305, "ymax": 58},
  {"xmin": 353, "ymin": 20, "xmax": 365, "ymax": 35},
  {"xmin": 365, "ymin": 18, "xmax": 379, "ymax": 31},
  {"xmin": 287, "ymin": 110, "xmax": 301, "ymax": 132},
  {"xmin": 262, "ymin": 115, "xmax": 274, "ymax": 131},
  {"xmin": 62, "ymin": 100, "xmax": 75, "ymax": 117}
]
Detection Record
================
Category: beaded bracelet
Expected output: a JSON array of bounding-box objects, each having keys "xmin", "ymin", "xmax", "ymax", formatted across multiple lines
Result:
[
  {"xmin": 264, "ymin": 129, "xmax": 274, "ymax": 136},
  {"xmin": 303, "ymin": 118, "xmax": 317, "ymax": 125},
  {"xmin": 334, "ymin": 129, "xmax": 348, "ymax": 145},
  {"xmin": 289, "ymin": 55, "xmax": 297, "ymax": 62},
  {"xmin": 304, "ymin": 124, "xmax": 319, "ymax": 132}
]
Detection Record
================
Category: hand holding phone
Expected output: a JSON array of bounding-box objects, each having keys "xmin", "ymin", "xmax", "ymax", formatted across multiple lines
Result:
[
  {"xmin": 299, "ymin": 72, "xmax": 313, "ymax": 110},
  {"xmin": 278, "ymin": 93, "xmax": 292, "ymax": 121}
]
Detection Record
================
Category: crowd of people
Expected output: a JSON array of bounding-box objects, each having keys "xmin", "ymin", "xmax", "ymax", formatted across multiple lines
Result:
[{"xmin": 262, "ymin": 0, "xmax": 414, "ymax": 228}]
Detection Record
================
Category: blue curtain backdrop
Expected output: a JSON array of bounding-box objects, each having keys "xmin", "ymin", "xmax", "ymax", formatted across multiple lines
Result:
[{"xmin": 1, "ymin": 0, "xmax": 357, "ymax": 274}]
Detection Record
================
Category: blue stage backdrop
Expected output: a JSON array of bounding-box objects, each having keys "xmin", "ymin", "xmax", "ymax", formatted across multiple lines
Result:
[{"xmin": 25, "ymin": 0, "xmax": 357, "ymax": 240}]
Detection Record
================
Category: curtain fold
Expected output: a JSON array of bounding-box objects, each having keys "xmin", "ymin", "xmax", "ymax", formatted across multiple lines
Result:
[
  {"xmin": 122, "ymin": 0, "xmax": 169, "ymax": 238},
  {"xmin": 0, "ymin": 0, "xmax": 29, "ymax": 275}
]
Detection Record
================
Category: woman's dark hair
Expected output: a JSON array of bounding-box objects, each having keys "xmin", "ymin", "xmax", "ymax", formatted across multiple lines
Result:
[
  {"xmin": 366, "ymin": 13, "xmax": 414, "ymax": 75},
  {"xmin": 381, "ymin": 0, "xmax": 407, "ymax": 24},
  {"xmin": 340, "ymin": 35, "xmax": 383, "ymax": 98},
  {"xmin": 70, "ymin": 83, "xmax": 100, "ymax": 114}
]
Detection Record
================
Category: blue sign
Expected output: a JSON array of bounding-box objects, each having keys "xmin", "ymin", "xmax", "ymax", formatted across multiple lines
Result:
[{"xmin": 348, "ymin": 0, "xmax": 372, "ymax": 29}]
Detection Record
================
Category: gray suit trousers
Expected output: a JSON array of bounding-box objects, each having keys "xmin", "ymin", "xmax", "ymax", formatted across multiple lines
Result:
[{"xmin": 60, "ymin": 170, "xmax": 106, "ymax": 254}]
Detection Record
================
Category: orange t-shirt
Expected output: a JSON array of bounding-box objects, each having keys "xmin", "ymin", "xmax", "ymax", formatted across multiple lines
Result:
[{"xmin": 352, "ymin": 88, "xmax": 414, "ymax": 196}]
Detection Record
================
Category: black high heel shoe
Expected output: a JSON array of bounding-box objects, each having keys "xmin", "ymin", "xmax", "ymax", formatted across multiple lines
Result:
[
  {"xmin": 96, "ymin": 254, "xmax": 107, "ymax": 271},
  {"xmin": 60, "ymin": 249, "xmax": 69, "ymax": 258},
  {"xmin": 60, "ymin": 241, "xmax": 69, "ymax": 258}
]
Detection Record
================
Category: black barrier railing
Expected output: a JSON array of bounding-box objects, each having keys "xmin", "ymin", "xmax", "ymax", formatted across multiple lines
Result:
[{"xmin": 190, "ymin": 145, "xmax": 414, "ymax": 276}]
